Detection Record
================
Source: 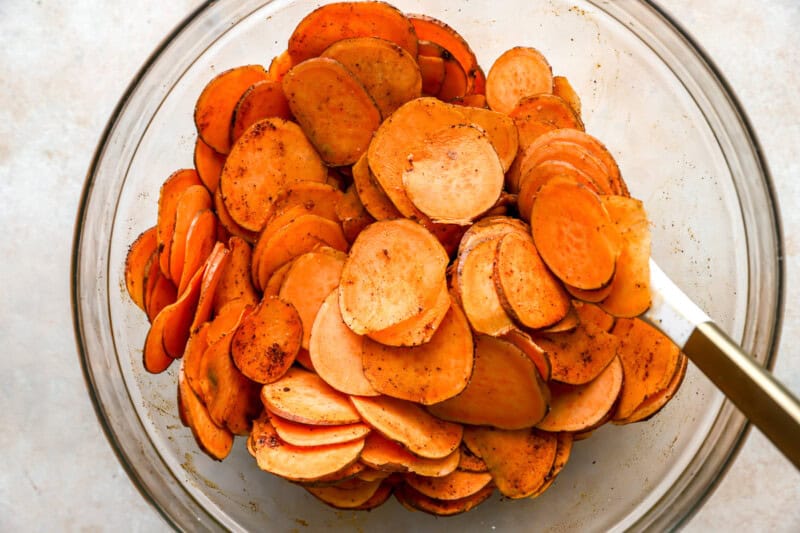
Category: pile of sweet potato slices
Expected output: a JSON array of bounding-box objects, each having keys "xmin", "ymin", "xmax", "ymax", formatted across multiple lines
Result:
[{"xmin": 124, "ymin": 0, "xmax": 687, "ymax": 516}]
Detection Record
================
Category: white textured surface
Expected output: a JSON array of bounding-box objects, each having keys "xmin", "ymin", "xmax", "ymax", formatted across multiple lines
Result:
[{"xmin": 0, "ymin": 0, "xmax": 797, "ymax": 531}]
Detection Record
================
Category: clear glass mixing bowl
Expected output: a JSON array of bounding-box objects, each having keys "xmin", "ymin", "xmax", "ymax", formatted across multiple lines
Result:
[{"xmin": 72, "ymin": 0, "xmax": 783, "ymax": 530}]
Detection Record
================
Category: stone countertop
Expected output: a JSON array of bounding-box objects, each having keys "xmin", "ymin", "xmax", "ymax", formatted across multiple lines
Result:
[{"xmin": 1, "ymin": 0, "xmax": 797, "ymax": 530}]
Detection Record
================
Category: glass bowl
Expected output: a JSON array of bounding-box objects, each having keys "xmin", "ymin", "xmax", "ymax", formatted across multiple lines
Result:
[{"xmin": 72, "ymin": 0, "xmax": 783, "ymax": 530}]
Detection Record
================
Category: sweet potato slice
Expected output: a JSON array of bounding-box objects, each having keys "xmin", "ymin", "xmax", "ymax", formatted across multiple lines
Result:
[
  {"xmin": 268, "ymin": 411, "xmax": 371, "ymax": 447},
  {"xmin": 283, "ymin": 57, "xmax": 381, "ymax": 166},
  {"xmin": 168, "ymin": 185, "xmax": 212, "ymax": 285},
  {"xmin": 573, "ymin": 300, "xmax": 616, "ymax": 332},
  {"xmin": 494, "ymin": 232, "xmax": 570, "ymax": 329},
  {"xmin": 457, "ymin": 445, "xmax": 488, "ymax": 473},
  {"xmin": 350, "ymin": 395, "xmax": 463, "ymax": 459},
  {"xmin": 339, "ymin": 219, "xmax": 448, "ymax": 334},
  {"xmin": 213, "ymin": 186, "xmax": 258, "ymax": 244},
  {"xmin": 157, "ymin": 169, "xmax": 203, "ymax": 277},
  {"xmin": 611, "ymin": 318, "xmax": 682, "ymax": 421},
  {"xmin": 529, "ymin": 431, "xmax": 573, "ymax": 498},
  {"xmin": 534, "ymin": 320, "xmax": 620, "ymax": 385},
  {"xmin": 266, "ymin": 50, "xmax": 294, "ymax": 82},
  {"xmin": 455, "ymin": 237, "xmax": 515, "ymax": 336},
  {"xmin": 158, "ymin": 264, "xmax": 205, "ymax": 359},
  {"xmin": 219, "ymin": 117, "xmax": 327, "ymax": 231},
  {"xmin": 249, "ymin": 414, "xmax": 364, "ymax": 483},
  {"xmin": 299, "ymin": 462, "xmax": 367, "ymax": 487},
  {"xmin": 418, "ymin": 55, "xmax": 445, "ymax": 96},
  {"xmin": 357, "ymin": 467, "xmax": 393, "ymax": 483},
  {"xmin": 351, "ymin": 481, "xmax": 394, "ymax": 510},
  {"xmin": 517, "ymin": 159, "xmax": 601, "ymax": 221},
  {"xmin": 261, "ymin": 367, "xmax": 362, "ymax": 425},
  {"xmin": 428, "ymin": 335, "xmax": 549, "ymax": 429},
  {"xmin": 405, "ymin": 470, "xmax": 492, "ymax": 501},
  {"xmin": 531, "ymin": 177, "xmax": 619, "ymax": 290},
  {"xmin": 486, "ymin": 47, "xmax": 553, "ymax": 114},
  {"xmin": 322, "ymin": 37, "xmax": 422, "ymax": 119},
  {"xmin": 537, "ymin": 356, "xmax": 623, "ymax": 432},
  {"xmin": 598, "ymin": 196, "xmax": 651, "ymax": 317},
  {"xmin": 463, "ymin": 426, "xmax": 557, "ymax": 499},
  {"xmin": 368, "ymin": 97, "xmax": 465, "ymax": 217},
  {"xmin": 193, "ymin": 137, "xmax": 225, "ymax": 195},
  {"xmin": 143, "ymin": 304, "xmax": 176, "ymax": 374},
  {"xmin": 456, "ymin": 215, "xmax": 529, "ymax": 256},
  {"xmin": 279, "ymin": 249, "xmax": 346, "ymax": 349},
  {"xmin": 230, "ymin": 80, "xmax": 292, "ymax": 144},
  {"xmin": 336, "ymin": 184, "xmax": 376, "ymax": 244},
  {"xmin": 178, "ymin": 366, "xmax": 233, "ymax": 460},
  {"xmin": 519, "ymin": 140, "xmax": 611, "ymax": 197},
  {"xmin": 207, "ymin": 299, "xmax": 250, "ymax": 346},
  {"xmin": 188, "ymin": 242, "xmax": 230, "ymax": 335},
  {"xmin": 144, "ymin": 261, "xmax": 177, "ymax": 323},
  {"xmin": 553, "ymin": 75, "xmax": 582, "ymax": 116},
  {"xmin": 125, "ymin": 226, "xmax": 157, "ymax": 311},
  {"xmin": 501, "ymin": 329, "xmax": 552, "ymax": 381},
  {"xmin": 194, "ymin": 65, "xmax": 269, "ymax": 154},
  {"xmin": 458, "ymin": 106, "xmax": 518, "ymax": 172},
  {"xmin": 408, "ymin": 14, "xmax": 483, "ymax": 95},
  {"xmin": 351, "ymin": 152, "xmax": 402, "ymax": 221},
  {"xmin": 178, "ymin": 209, "xmax": 217, "ymax": 295},
  {"xmin": 212, "ymin": 237, "xmax": 259, "ymax": 314},
  {"xmin": 395, "ymin": 483, "xmax": 494, "ymax": 516},
  {"xmin": 510, "ymin": 93, "xmax": 583, "ymax": 132},
  {"xmin": 402, "ymin": 124, "xmax": 504, "ymax": 225},
  {"xmin": 262, "ymin": 261, "xmax": 293, "ymax": 298},
  {"xmin": 231, "ymin": 296, "xmax": 303, "ymax": 384},
  {"xmin": 306, "ymin": 478, "xmax": 384, "ymax": 509},
  {"xmin": 565, "ymin": 282, "xmax": 615, "ymax": 304},
  {"xmin": 182, "ymin": 322, "xmax": 210, "ymax": 398},
  {"xmin": 365, "ymin": 279, "xmax": 450, "ymax": 347},
  {"xmin": 287, "ymin": 2, "xmax": 418, "ymax": 64},
  {"xmin": 361, "ymin": 299, "xmax": 474, "ymax": 405},
  {"xmin": 359, "ymin": 433, "xmax": 460, "ymax": 477},
  {"xmin": 615, "ymin": 353, "xmax": 687, "ymax": 424},
  {"xmin": 309, "ymin": 290, "xmax": 380, "ymax": 396}
]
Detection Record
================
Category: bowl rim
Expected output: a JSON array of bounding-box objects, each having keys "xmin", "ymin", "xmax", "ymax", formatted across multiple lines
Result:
[{"xmin": 71, "ymin": 0, "xmax": 785, "ymax": 530}]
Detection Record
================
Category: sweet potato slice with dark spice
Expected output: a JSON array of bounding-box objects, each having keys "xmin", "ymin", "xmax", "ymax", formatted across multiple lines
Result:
[
  {"xmin": 309, "ymin": 290, "xmax": 380, "ymax": 397},
  {"xmin": 395, "ymin": 483, "xmax": 494, "ymax": 516},
  {"xmin": 230, "ymin": 80, "xmax": 292, "ymax": 144},
  {"xmin": 361, "ymin": 298, "xmax": 474, "ymax": 404},
  {"xmin": 418, "ymin": 54, "xmax": 445, "ymax": 96},
  {"xmin": 193, "ymin": 137, "xmax": 225, "ymax": 194},
  {"xmin": 157, "ymin": 169, "xmax": 202, "ymax": 278},
  {"xmin": 283, "ymin": 57, "xmax": 381, "ymax": 166},
  {"xmin": 351, "ymin": 152, "xmax": 402, "ymax": 221},
  {"xmin": 501, "ymin": 329, "xmax": 552, "ymax": 381},
  {"xmin": 573, "ymin": 300, "xmax": 616, "ymax": 332},
  {"xmin": 219, "ymin": 117, "xmax": 327, "ymax": 231},
  {"xmin": 350, "ymin": 395, "xmax": 463, "ymax": 459},
  {"xmin": 458, "ymin": 106, "xmax": 519, "ymax": 172},
  {"xmin": 359, "ymin": 432, "xmax": 460, "ymax": 477},
  {"xmin": 268, "ymin": 411, "xmax": 371, "ymax": 447},
  {"xmin": 287, "ymin": 2, "xmax": 418, "ymax": 64},
  {"xmin": 178, "ymin": 365, "xmax": 233, "ymax": 460},
  {"xmin": 537, "ymin": 356, "xmax": 623, "ymax": 432},
  {"xmin": 519, "ymin": 140, "xmax": 611, "ymax": 197},
  {"xmin": 457, "ymin": 445, "xmax": 488, "ymax": 473},
  {"xmin": 517, "ymin": 159, "xmax": 601, "ymax": 221},
  {"xmin": 213, "ymin": 186, "xmax": 258, "ymax": 244},
  {"xmin": 553, "ymin": 75, "xmax": 582, "ymax": 116},
  {"xmin": 194, "ymin": 65, "xmax": 269, "ymax": 154},
  {"xmin": 336, "ymin": 184, "xmax": 376, "ymax": 244},
  {"xmin": 144, "ymin": 259, "xmax": 177, "ymax": 323},
  {"xmin": 339, "ymin": 219, "xmax": 448, "ymax": 334},
  {"xmin": 248, "ymin": 414, "xmax": 365, "ymax": 483},
  {"xmin": 365, "ymin": 279, "xmax": 449, "ymax": 347},
  {"xmin": 212, "ymin": 237, "xmax": 259, "ymax": 314},
  {"xmin": 143, "ymin": 303, "xmax": 177, "ymax": 374},
  {"xmin": 531, "ymin": 177, "xmax": 619, "ymax": 290},
  {"xmin": 261, "ymin": 367, "xmax": 362, "ymax": 425},
  {"xmin": 182, "ymin": 322, "xmax": 210, "ymax": 398},
  {"xmin": 614, "ymin": 353, "xmax": 687, "ymax": 424},
  {"xmin": 565, "ymin": 282, "xmax": 614, "ymax": 304},
  {"xmin": 322, "ymin": 37, "xmax": 422, "ymax": 119},
  {"xmin": 405, "ymin": 470, "xmax": 492, "ymax": 501},
  {"xmin": 231, "ymin": 296, "xmax": 303, "ymax": 384},
  {"xmin": 168, "ymin": 185, "xmax": 212, "ymax": 286},
  {"xmin": 124, "ymin": 226, "xmax": 157, "ymax": 312},
  {"xmin": 463, "ymin": 425, "xmax": 557, "ymax": 499},
  {"xmin": 350, "ymin": 481, "xmax": 394, "ymax": 510},
  {"xmin": 428, "ymin": 335, "xmax": 549, "ymax": 429},
  {"xmin": 510, "ymin": 93, "xmax": 583, "ymax": 131},
  {"xmin": 158, "ymin": 264, "xmax": 205, "ymax": 359},
  {"xmin": 529, "ymin": 431, "xmax": 574, "ymax": 498},
  {"xmin": 306, "ymin": 478, "xmax": 384, "ymax": 509},
  {"xmin": 266, "ymin": 50, "xmax": 294, "ymax": 82},
  {"xmin": 486, "ymin": 47, "xmax": 553, "ymax": 114},
  {"xmin": 178, "ymin": 209, "xmax": 217, "ymax": 295},
  {"xmin": 534, "ymin": 320, "xmax": 620, "ymax": 385}
]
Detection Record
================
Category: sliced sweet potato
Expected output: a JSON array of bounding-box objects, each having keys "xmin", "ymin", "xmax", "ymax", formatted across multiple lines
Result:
[
  {"xmin": 261, "ymin": 367, "xmax": 362, "ymax": 425},
  {"xmin": 249, "ymin": 414, "xmax": 364, "ymax": 483},
  {"xmin": 306, "ymin": 478, "xmax": 384, "ymax": 509},
  {"xmin": 339, "ymin": 219, "xmax": 448, "ymax": 334},
  {"xmin": 350, "ymin": 395, "xmax": 463, "ymax": 459},
  {"xmin": 395, "ymin": 483, "xmax": 494, "ymax": 516},
  {"xmin": 308, "ymin": 290, "xmax": 380, "ymax": 396},
  {"xmin": 294, "ymin": 348, "xmax": 314, "ymax": 371},
  {"xmin": 178, "ymin": 365, "xmax": 233, "ymax": 460},
  {"xmin": 537, "ymin": 356, "xmax": 623, "ymax": 432},
  {"xmin": 157, "ymin": 169, "xmax": 202, "ymax": 277},
  {"xmin": 207, "ymin": 299, "xmax": 250, "ymax": 345},
  {"xmin": 519, "ymin": 140, "xmax": 611, "ymax": 197},
  {"xmin": 486, "ymin": 47, "xmax": 553, "ymax": 114},
  {"xmin": 178, "ymin": 209, "xmax": 217, "ymax": 295},
  {"xmin": 188, "ymin": 242, "xmax": 230, "ymax": 335},
  {"xmin": 573, "ymin": 300, "xmax": 615, "ymax": 332},
  {"xmin": 565, "ymin": 282, "xmax": 614, "ymax": 304},
  {"xmin": 283, "ymin": 57, "xmax": 382, "ymax": 166},
  {"xmin": 529, "ymin": 431, "xmax": 573, "ymax": 498},
  {"xmin": 230, "ymin": 80, "xmax": 292, "ymax": 144},
  {"xmin": 262, "ymin": 261, "xmax": 293, "ymax": 299},
  {"xmin": 361, "ymin": 299, "xmax": 474, "ymax": 405},
  {"xmin": 553, "ymin": 75, "xmax": 581, "ymax": 116},
  {"xmin": 351, "ymin": 481, "xmax": 395, "ymax": 510},
  {"xmin": 463, "ymin": 425, "xmax": 557, "ymax": 499},
  {"xmin": 611, "ymin": 318, "xmax": 682, "ymax": 421},
  {"xmin": 405, "ymin": 470, "xmax": 492, "ymax": 501},
  {"xmin": 351, "ymin": 152, "xmax": 402, "ymax": 221},
  {"xmin": 458, "ymin": 106, "xmax": 518, "ymax": 172},
  {"xmin": 182, "ymin": 322, "xmax": 210, "ymax": 398},
  {"xmin": 451, "ymin": 94, "xmax": 488, "ymax": 108},
  {"xmin": 368, "ymin": 97, "xmax": 465, "ymax": 217},
  {"xmin": 298, "ymin": 460, "xmax": 367, "ymax": 487},
  {"xmin": 321, "ymin": 37, "xmax": 422, "ymax": 119},
  {"xmin": 194, "ymin": 65, "xmax": 269, "ymax": 154},
  {"xmin": 428, "ymin": 335, "xmax": 549, "ymax": 429},
  {"xmin": 265, "ymin": 182, "xmax": 345, "ymax": 231},
  {"xmin": 501, "ymin": 329, "xmax": 552, "ymax": 381},
  {"xmin": 517, "ymin": 159, "xmax": 601, "ymax": 221},
  {"xmin": 598, "ymin": 196, "xmax": 651, "ymax": 317},
  {"xmin": 193, "ymin": 137, "xmax": 226, "ymax": 194},
  {"xmin": 494, "ymin": 232, "xmax": 570, "ymax": 329},
  {"xmin": 357, "ymin": 467, "xmax": 393, "ymax": 483},
  {"xmin": 143, "ymin": 304, "xmax": 176, "ymax": 374},
  {"xmin": 457, "ymin": 445, "xmax": 488, "ymax": 473},
  {"xmin": 533, "ymin": 320, "xmax": 620, "ymax": 385},
  {"xmin": 365, "ymin": 279, "xmax": 449, "ymax": 347},
  {"xmin": 144, "ymin": 261, "xmax": 177, "ymax": 323},
  {"xmin": 531, "ymin": 177, "xmax": 619, "ymax": 290},
  {"xmin": 359, "ymin": 433, "xmax": 460, "ymax": 477},
  {"xmin": 402, "ymin": 123, "xmax": 504, "ymax": 225},
  {"xmin": 287, "ymin": 2, "xmax": 418, "ymax": 64},
  {"xmin": 279, "ymin": 249, "xmax": 346, "ymax": 349},
  {"xmin": 124, "ymin": 226, "xmax": 157, "ymax": 311},
  {"xmin": 418, "ymin": 54, "xmax": 445, "ymax": 96},
  {"xmin": 615, "ymin": 353, "xmax": 688, "ymax": 424},
  {"xmin": 510, "ymin": 93, "xmax": 583, "ymax": 131},
  {"xmin": 268, "ymin": 411, "xmax": 371, "ymax": 447},
  {"xmin": 219, "ymin": 117, "xmax": 327, "ymax": 231},
  {"xmin": 212, "ymin": 237, "xmax": 259, "ymax": 314},
  {"xmin": 158, "ymin": 264, "xmax": 205, "ymax": 359},
  {"xmin": 408, "ymin": 14, "xmax": 483, "ymax": 95},
  {"xmin": 266, "ymin": 50, "xmax": 294, "ymax": 82},
  {"xmin": 230, "ymin": 296, "xmax": 303, "ymax": 384},
  {"xmin": 213, "ymin": 186, "xmax": 259, "ymax": 244},
  {"xmin": 168, "ymin": 185, "xmax": 212, "ymax": 285}
]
